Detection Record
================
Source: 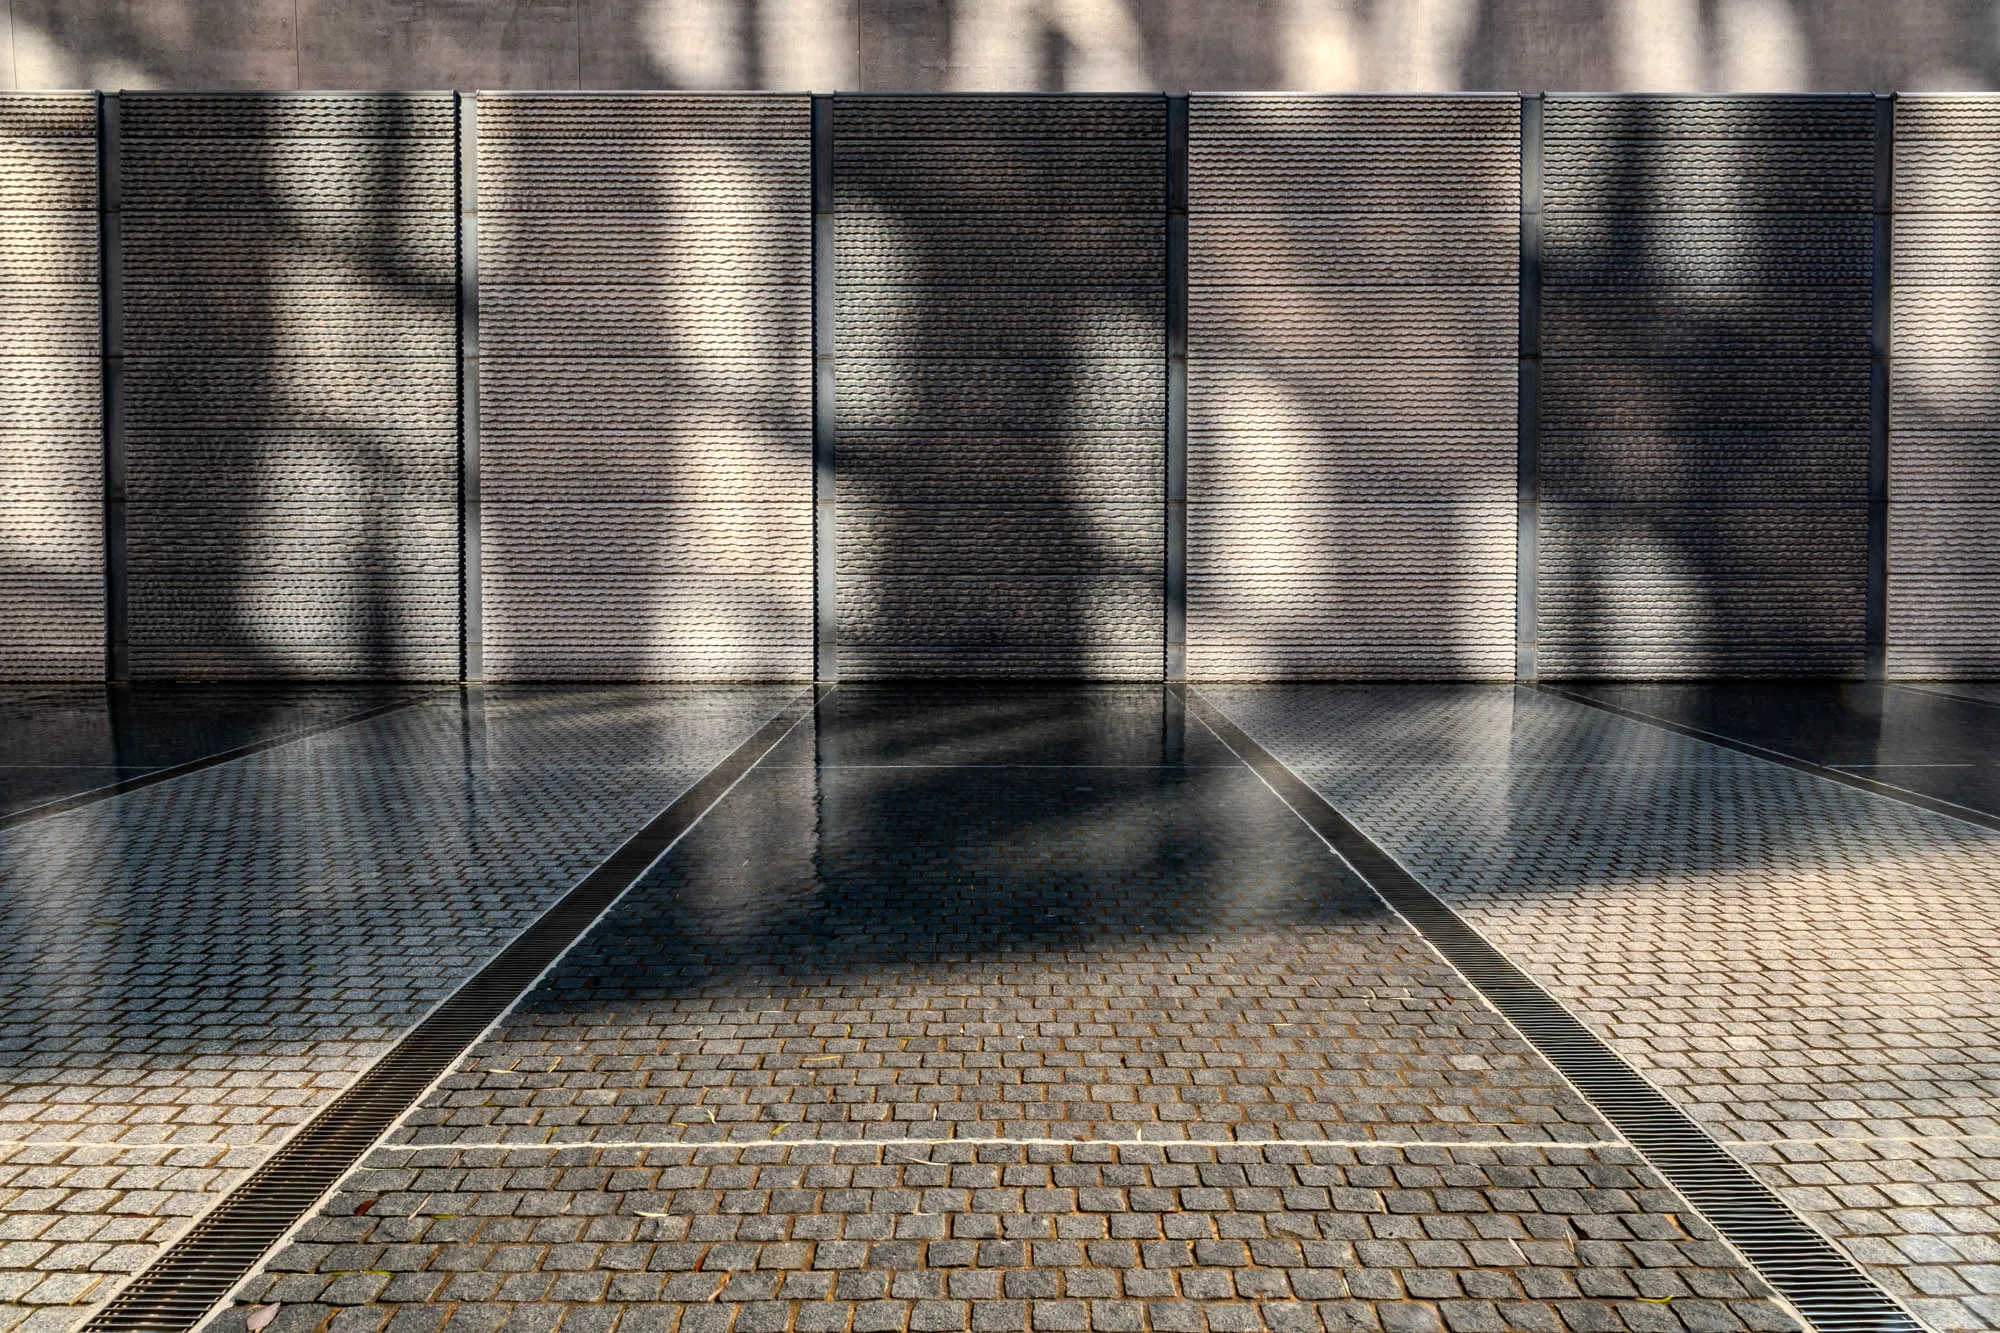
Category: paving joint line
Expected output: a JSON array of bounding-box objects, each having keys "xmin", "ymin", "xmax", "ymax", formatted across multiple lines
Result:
[
  {"xmin": 0, "ymin": 691, "xmax": 441, "ymax": 831},
  {"xmin": 1180, "ymin": 684, "xmax": 1926, "ymax": 1333},
  {"xmin": 1535, "ymin": 682, "xmax": 2000, "ymax": 835},
  {"xmin": 360, "ymin": 1137, "xmax": 1609, "ymax": 1153},
  {"xmin": 1893, "ymin": 681, "xmax": 2000, "ymax": 711},
  {"xmin": 1730, "ymin": 1134, "xmax": 2000, "ymax": 1145},
  {"xmin": 78, "ymin": 686, "xmax": 828, "ymax": 1333}
]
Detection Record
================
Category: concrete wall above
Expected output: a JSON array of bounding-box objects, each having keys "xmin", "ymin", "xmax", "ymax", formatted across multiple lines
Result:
[{"xmin": 8, "ymin": 0, "xmax": 2000, "ymax": 95}]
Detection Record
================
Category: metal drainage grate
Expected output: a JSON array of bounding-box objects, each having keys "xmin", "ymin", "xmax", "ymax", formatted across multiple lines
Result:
[
  {"xmin": 0, "ymin": 692, "xmax": 437, "ymax": 831},
  {"xmin": 1182, "ymin": 685, "xmax": 1925, "ymax": 1333},
  {"xmin": 83, "ymin": 686, "xmax": 826, "ymax": 1333}
]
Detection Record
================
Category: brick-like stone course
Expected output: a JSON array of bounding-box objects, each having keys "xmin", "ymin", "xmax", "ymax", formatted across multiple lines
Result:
[
  {"xmin": 1206, "ymin": 682, "xmax": 1996, "ymax": 1330},
  {"xmin": 223, "ymin": 1142, "xmax": 1788, "ymax": 1333},
  {"xmin": 0, "ymin": 686, "xmax": 798, "ymax": 1330},
  {"xmin": 189, "ymin": 690, "xmax": 1802, "ymax": 1333}
]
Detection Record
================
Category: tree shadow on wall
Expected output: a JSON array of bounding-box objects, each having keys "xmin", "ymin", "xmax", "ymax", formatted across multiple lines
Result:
[
  {"xmin": 1537, "ymin": 93, "xmax": 1873, "ymax": 681},
  {"xmin": 119, "ymin": 92, "xmax": 457, "ymax": 684},
  {"xmin": 830, "ymin": 93, "xmax": 1168, "ymax": 682}
]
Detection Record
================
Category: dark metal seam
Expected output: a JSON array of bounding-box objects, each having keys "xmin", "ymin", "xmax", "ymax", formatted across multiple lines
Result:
[
  {"xmin": 1866, "ymin": 94, "xmax": 1893, "ymax": 682},
  {"xmin": 99, "ymin": 91, "xmax": 127, "ymax": 685},
  {"xmin": 813, "ymin": 94, "xmax": 837, "ymax": 684},
  {"xmin": 82, "ymin": 686, "xmax": 827, "ymax": 1333},
  {"xmin": 1538, "ymin": 681, "xmax": 2000, "ymax": 837},
  {"xmin": 457, "ymin": 92, "xmax": 483, "ymax": 684},
  {"xmin": 1516, "ymin": 93, "xmax": 1541, "ymax": 684},
  {"xmin": 1181, "ymin": 685, "xmax": 1922, "ymax": 1333},
  {"xmin": 0, "ymin": 692, "xmax": 435, "ymax": 831},
  {"xmin": 1165, "ymin": 94, "xmax": 1189, "ymax": 684}
]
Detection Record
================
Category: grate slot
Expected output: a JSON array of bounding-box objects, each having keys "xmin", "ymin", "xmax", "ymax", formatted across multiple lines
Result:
[
  {"xmin": 82, "ymin": 687, "xmax": 825, "ymax": 1333},
  {"xmin": 1182, "ymin": 685, "xmax": 1925, "ymax": 1333}
]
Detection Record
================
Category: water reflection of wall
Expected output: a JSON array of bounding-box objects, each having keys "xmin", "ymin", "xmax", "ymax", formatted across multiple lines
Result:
[
  {"xmin": 0, "ymin": 95, "xmax": 102, "ymax": 680},
  {"xmin": 1186, "ymin": 95, "xmax": 1518, "ymax": 680}
]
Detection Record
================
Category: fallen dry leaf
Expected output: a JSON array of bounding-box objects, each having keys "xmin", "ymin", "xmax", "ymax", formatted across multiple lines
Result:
[{"xmin": 246, "ymin": 1304, "xmax": 281, "ymax": 1332}]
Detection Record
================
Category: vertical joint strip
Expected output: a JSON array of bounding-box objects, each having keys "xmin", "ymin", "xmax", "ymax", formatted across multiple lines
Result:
[
  {"xmin": 457, "ymin": 93, "xmax": 483, "ymax": 683},
  {"xmin": 1515, "ymin": 94, "xmax": 1543, "ymax": 683},
  {"xmin": 1866, "ymin": 93, "xmax": 1892, "ymax": 681},
  {"xmin": 99, "ymin": 92, "xmax": 127, "ymax": 684},
  {"xmin": 812, "ymin": 95, "xmax": 838, "ymax": 683},
  {"xmin": 1165, "ymin": 95, "xmax": 1189, "ymax": 683}
]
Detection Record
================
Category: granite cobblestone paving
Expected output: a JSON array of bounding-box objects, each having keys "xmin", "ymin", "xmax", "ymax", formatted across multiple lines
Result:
[
  {"xmin": 231, "ymin": 1141, "xmax": 1789, "ymax": 1333},
  {"xmin": 1204, "ymin": 683, "xmax": 2000, "ymax": 1331},
  {"xmin": 0, "ymin": 686, "xmax": 800, "ymax": 1331},
  {"xmin": 198, "ymin": 689, "xmax": 1803, "ymax": 1333}
]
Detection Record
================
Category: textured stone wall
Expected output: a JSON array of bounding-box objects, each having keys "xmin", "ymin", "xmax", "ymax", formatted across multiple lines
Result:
[
  {"xmin": 0, "ymin": 94, "xmax": 101, "ymax": 680},
  {"xmin": 1537, "ymin": 96, "xmax": 1875, "ymax": 678},
  {"xmin": 120, "ymin": 94, "xmax": 460, "ymax": 679},
  {"xmin": 1186, "ymin": 95, "xmax": 1518, "ymax": 680},
  {"xmin": 1888, "ymin": 96, "xmax": 2000, "ymax": 678},
  {"xmin": 12, "ymin": 90, "xmax": 2000, "ymax": 684},
  {"xmin": 832, "ymin": 96, "xmax": 1165, "ymax": 679},
  {"xmin": 476, "ymin": 94, "xmax": 813, "ymax": 680}
]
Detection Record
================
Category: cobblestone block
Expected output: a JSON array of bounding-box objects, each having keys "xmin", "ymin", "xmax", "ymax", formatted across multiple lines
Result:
[{"xmin": 1206, "ymin": 683, "xmax": 1993, "ymax": 1330}]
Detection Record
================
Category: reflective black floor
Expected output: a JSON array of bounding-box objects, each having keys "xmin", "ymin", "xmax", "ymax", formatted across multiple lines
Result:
[
  {"xmin": 411, "ymin": 684, "xmax": 1600, "ymax": 1147},
  {"xmin": 0, "ymin": 683, "xmax": 422, "ymax": 818},
  {"xmin": 9, "ymin": 681, "xmax": 2000, "ymax": 1333},
  {"xmin": 1561, "ymin": 680, "xmax": 2000, "ymax": 819}
]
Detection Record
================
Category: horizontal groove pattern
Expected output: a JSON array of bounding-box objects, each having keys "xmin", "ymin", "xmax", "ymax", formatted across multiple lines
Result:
[
  {"xmin": 1889, "ymin": 96, "xmax": 2000, "ymax": 677},
  {"xmin": 121, "ymin": 93, "xmax": 460, "ymax": 680},
  {"xmin": 0, "ymin": 94, "xmax": 103, "ymax": 680},
  {"xmin": 478, "ymin": 93, "xmax": 812, "ymax": 681},
  {"xmin": 116, "ymin": 95, "xmax": 455, "ymax": 138},
  {"xmin": 833, "ymin": 95, "xmax": 1165, "ymax": 679},
  {"xmin": 1187, "ymin": 96, "xmax": 1517, "ymax": 681},
  {"xmin": 1539, "ymin": 95, "xmax": 1873, "ymax": 679},
  {"xmin": 838, "ymin": 433, "xmax": 1160, "ymax": 505},
  {"xmin": 1542, "ymin": 97, "xmax": 1874, "ymax": 211},
  {"xmin": 1541, "ymin": 504, "xmax": 1867, "ymax": 674}
]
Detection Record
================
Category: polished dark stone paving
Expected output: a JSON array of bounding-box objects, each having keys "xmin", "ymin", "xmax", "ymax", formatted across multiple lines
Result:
[
  {"xmin": 19, "ymin": 682, "xmax": 1998, "ymax": 1333},
  {"xmin": 0, "ymin": 685, "xmax": 420, "ymax": 819},
  {"xmin": 203, "ymin": 688, "xmax": 1792, "ymax": 1333},
  {"xmin": 1561, "ymin": 682, "xmax": 2000, "ymax": 819}
]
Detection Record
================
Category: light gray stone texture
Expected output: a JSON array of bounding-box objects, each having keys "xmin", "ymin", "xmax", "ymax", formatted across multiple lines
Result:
[
  {"xmin": 295, "ymin": 1, "xmax": 583, "ymax": 93},
  {"xmin": 0, "ymin": 93, "xmax": 102, "ymax": 680},
  {"xmin": 17, "ymin": 0, "xmax": 2000, "ymax": 94},
  {"xmin": 10, "ymin": 0, "xmax": 299, "ymax": 91}
]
